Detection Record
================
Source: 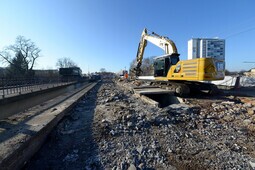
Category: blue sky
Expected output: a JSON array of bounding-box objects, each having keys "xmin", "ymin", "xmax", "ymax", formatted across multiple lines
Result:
[{"xmin": 0, "ymin": 0, "xmax": 255, "ymax": 73}]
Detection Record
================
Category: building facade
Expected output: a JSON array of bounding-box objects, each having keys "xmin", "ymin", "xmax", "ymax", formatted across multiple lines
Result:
[{"xmin": 188, "ymin": 38, "xmax": 225, "ymax": 61}]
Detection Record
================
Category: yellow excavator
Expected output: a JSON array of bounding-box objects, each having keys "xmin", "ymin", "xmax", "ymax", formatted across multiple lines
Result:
[{"xmin": 134, "ymin": 28, "xmax": 225, "ymax": 96}]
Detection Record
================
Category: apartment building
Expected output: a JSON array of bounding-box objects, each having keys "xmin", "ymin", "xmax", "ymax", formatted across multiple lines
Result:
[{"xmin": 188, "ymin": 38, "xmax": 225, "ymax": 61}]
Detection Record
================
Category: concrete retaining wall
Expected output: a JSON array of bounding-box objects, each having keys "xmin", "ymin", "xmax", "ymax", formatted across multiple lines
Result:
[
  {"xmin": 0, "ymin": 82, "xmax": 82, "ymax": 119},
  {"xmin": 0, "ymin": 82, "xmax": 98, "ymax": 170}
]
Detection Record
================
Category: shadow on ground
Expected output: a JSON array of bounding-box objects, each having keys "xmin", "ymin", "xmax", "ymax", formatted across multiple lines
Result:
[{"xmin": 24, "ymin": 83, "xmax": 103, "ymax": 170}]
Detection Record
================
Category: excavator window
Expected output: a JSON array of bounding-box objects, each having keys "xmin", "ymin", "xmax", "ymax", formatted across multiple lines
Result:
[
  {"xmin": 154, "ymin": 56, "xmax": 171, "ymax": 77},
  {"xmin": 170, "ymin": 55, "xmax": 179, "ymax": 65},
  {"xmin": 164, "ymin": 57, "xmax": 170, "ymax": 76},
  {"xmin": 154, "ymin": 59, "xmax": 165, "ymax": 77}
]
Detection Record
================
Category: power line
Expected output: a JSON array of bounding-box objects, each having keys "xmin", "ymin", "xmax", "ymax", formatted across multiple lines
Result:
[
  {"xmin": 224, "ymin": 26, "xmax": 255, "ymax": 39},
  {"xmin": 243, "ymin": 61, "xmax": 255, "ymax": 63},
  {"xmin": 213, "ymin": 16, "xmax": 255, "ymax": 39}
]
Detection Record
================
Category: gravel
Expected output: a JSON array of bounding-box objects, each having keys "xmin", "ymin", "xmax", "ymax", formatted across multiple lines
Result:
[
  {"xmin": 25, "ymin": 80, "xmax": 255, "ymax": 170},
  {"xmin": 92, "ymin": 80, "xmax": 255, "ymax": 169}
]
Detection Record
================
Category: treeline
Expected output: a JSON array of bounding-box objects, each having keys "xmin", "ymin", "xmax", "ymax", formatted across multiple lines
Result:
[
  {"xmin": 0, "ymin": 36, "xmax": 79, "ymax": 79},
  {"xmin": 129, "ymin": 56, "xmax": 154, "ymax": 77},
  {"xmin": 0, "ymin": 36, "xmax": 41, "ymax": 78}
]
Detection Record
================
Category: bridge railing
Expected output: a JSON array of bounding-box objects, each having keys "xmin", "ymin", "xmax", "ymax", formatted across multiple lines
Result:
[{"xmin": 0, "ymin": 77, "xmax": 74, "ymax": 98}]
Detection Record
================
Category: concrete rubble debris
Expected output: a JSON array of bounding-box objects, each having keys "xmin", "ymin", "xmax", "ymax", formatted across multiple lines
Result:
[
  {"xmin": 63, "ymin": 153, "xmax": 79, "ymax": 162},
  {"xmin": 25, "ymin": 80, "xmax": 255, "ymax": 169},
  {"xmin": 91, "ymin": 80, "xmax": 255, "ymax": 169},
  {"xmin": 249, "ymin": 160, "xmax": 255, "ymax": 169}
]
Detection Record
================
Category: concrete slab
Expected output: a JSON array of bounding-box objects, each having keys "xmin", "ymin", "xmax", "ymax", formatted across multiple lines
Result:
[
  {"xmin": 137, "ymin": 76, "xmax": 155, "ymax": 80},
  {"xmin": 134, "ymin": 87, "xmax": 174, "ymax": 95},
  {"xmin": 134, "ymin": 93, "xmax": 159, "ymax": 107}
]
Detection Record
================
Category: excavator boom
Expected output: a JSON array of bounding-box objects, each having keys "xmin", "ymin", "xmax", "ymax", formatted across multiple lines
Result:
[{"xmin": 134, "ymin": 28, "xmax": 179, "ymax": 76}]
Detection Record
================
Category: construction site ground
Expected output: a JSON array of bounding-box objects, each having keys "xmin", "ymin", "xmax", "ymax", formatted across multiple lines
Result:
[{"xmin": 21, "ymin": 79, "xmax": 255, "ymax": 170}]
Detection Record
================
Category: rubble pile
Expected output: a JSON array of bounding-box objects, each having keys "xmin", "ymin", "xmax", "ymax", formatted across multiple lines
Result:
[{"xmin": 92, "ymin": 80, "xmax": 255, "ymax": 169}]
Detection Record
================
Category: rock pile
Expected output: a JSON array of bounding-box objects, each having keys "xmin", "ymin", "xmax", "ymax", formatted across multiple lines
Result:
[{"xmin": 91, "ymin": 80, "xmax": 255, "ymax": 169}]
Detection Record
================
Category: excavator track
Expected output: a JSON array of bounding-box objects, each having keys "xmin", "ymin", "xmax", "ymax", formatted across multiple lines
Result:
[{"xmin": 150, "ymin": 80, "xmax": 220, "ymax": 97}]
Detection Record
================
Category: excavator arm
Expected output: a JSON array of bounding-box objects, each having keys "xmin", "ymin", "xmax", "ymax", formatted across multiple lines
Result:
[{"xmin": 134, "ymin": 28, "xmax": 179, "ymax": 76}]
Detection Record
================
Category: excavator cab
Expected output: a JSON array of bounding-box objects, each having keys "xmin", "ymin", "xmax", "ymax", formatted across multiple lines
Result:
[{"xmin": 154, "ymin": 54, "xmax": 179, "ymax": 77}]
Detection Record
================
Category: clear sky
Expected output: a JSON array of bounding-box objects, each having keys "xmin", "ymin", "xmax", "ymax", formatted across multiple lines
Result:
[{"xmin": 0, "ymin": 0, "xmax": 255, "ymax": 73}]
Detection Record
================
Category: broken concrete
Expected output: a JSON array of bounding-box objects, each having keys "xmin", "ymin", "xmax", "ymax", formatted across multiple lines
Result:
[{"xmin": 23, "ymin": 80, "xmax": 255, "ymax": 169}]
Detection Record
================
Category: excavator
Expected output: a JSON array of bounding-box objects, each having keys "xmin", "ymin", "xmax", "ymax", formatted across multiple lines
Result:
[{"xmin": 134, "ymin": 28, "xmax": 225, "ymax": 96}]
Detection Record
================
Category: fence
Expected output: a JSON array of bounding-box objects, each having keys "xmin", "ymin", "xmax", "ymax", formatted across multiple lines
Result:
[{"xmin": 0, "ymin": 77, "xmax": 75, "ymax": 98}]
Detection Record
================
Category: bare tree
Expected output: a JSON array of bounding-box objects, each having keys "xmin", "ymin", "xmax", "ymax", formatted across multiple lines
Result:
[
  {"xmin": 100, "ymin": 68, "xmax": 106, "ymax": 72},
  {"xmin": 0, "ymin": 36, "xmax": 41, "ymax": 75},
  {"xmin": 129, "ymin": 56, "xmax": 154, "ymax": 76},
  {"xmin": 142, "ymin": 57, "xmax": 154, "ymax": 76},
  {"xmin": 129, "ymin": 59, "xmax": 136, "ymax": 76},
  {"xmin": 56, "ymin": 57, "xmax": 77, "ymax": 68}
]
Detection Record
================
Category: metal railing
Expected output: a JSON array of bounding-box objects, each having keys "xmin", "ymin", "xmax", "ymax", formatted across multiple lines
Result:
[{"xmin": 0, "ymin": 77, "xmax": 75, "ymax": 99}]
